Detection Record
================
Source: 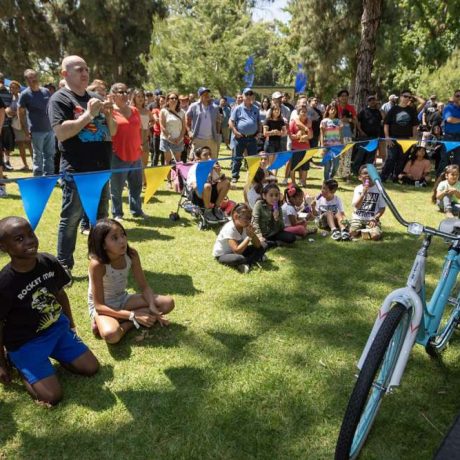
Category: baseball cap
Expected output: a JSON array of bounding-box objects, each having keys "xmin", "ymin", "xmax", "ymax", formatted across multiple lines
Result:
[
  {"xmin": 154, "ymin": 89, "xmax": 163, "ymax": 96},
  {"xmin": 243, "ymin": 87, "xmax": 254, "ymax": 95},
  {"xmin": 198, "ymin": 87, "xmax": 210, "ymax": 96},
  {"xmin": 389, "ymin": 94, "xmax": 398, "ymax": 100},
  {"xmin": 272, "ymin": 91, "xmax": 283, "ymax": 99}
]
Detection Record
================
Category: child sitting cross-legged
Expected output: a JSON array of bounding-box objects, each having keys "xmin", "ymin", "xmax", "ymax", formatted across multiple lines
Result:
[
  {"xmin": 350, "ymin": 165, "xmax": 386, "ymax": 241},
  {"xmin": 187, "ymin": 146, "xmax": 231, "ymax": 223},
  {"xmin": 88, "ymin": 218, "xmax": 175, "ymax": 344},
  {"xmin": 252, "ymin": 183, "xmax": 297, "ymax": 249},
  {"xmin": 213, "ymin": 203, "xmax": 266, "ymax": 273},
  {"xmin": 282, "ymin": 184, "xmax": 317, "ymax": 239},
  {"xmin": 0, "ymin": 216, "xmax": 99, "ymax": 406},
  {"xmin": 312, "ymin": 179, "xmax": 350, "ymax": 241}
]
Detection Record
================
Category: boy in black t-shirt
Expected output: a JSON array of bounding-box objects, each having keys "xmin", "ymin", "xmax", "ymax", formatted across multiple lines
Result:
[{"xmin": 0, "ymin": 217, "xmax": 98, "ymax": 405}]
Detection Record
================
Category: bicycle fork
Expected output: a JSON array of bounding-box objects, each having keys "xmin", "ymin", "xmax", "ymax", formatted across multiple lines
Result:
[{"xmin": 357, "ymin": 239, "xmax": 430, "ymax": 390}]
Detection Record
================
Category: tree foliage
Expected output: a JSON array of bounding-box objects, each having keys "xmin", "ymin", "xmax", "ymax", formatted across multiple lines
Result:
[
  {"xmin": 1, "ymin": 0, "xmax": 166, "ymax": 85},
  {"xmin": 146, "ymin": 0, "xmax": 277, "ymax": 96}
]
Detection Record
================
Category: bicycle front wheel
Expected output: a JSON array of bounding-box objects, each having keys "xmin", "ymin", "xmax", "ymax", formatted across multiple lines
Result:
[{"xmin": 335, "ymin": 303, "xmax": 411, "ymax": 460}]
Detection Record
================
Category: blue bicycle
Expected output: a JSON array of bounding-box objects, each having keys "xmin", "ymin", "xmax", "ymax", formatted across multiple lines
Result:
[{"xmin": 335, "ymin": 164, "xmax": 460, "ymax": 459}]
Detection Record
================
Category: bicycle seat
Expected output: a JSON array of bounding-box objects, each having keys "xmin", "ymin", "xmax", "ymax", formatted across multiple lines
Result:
[{"xmin": 439, "ymin": 218, "xmax": 460, "ymax": 236}]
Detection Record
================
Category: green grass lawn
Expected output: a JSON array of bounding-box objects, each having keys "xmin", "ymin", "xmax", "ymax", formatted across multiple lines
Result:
[{"xmin": 1, "ymin": 151, "xmax": 460, "ymax": 459}]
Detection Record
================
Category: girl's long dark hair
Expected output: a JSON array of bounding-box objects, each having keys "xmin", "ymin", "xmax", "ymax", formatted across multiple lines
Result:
[
  {"xmin": 431, "ymin": 164, "xmax": 460, "ymax": 204},
  {"xmin": 408, "ymin": 146, "xmax": 428, "ymax": 165},
  {"xmin": 88, "ymin": 218, "xmax": 133, "ymax": 264}
]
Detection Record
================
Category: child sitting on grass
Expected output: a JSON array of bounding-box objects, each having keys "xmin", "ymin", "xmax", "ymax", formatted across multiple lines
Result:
[
  {"xmin": 187, "ymin": 146, "xmax": 230, "ymax": 223},
  {"xmin": 312, "ymin": 179, "xmax": 349, "ymax": 241},
  {"xmin": 350, "ymin": 165, "xmax": 386, "ymax": 241},
  {"xmin": 398, "ymin": 146, "xmax": 432, "ymax": 186},
  {"xmin": 432, "ymin": 164, "xmax": 460, "ymax": 218},
  {"xmin": 88, "ymin": 218, "xmax": 175, "ymax": 344},
  {"xmin": 213, "ymin": 203, "xmax": 266, "ymax": 273},
  {"xmin": 0, "ymin": 216, "xmax": 99, "ymax": 406},
  {"xmin": 252, "ymin": 183, "xmax": 296, "ymax": 249},
  {"xmin": 282, "ymin": 184, "xmax": 317, "ymax": 238}
]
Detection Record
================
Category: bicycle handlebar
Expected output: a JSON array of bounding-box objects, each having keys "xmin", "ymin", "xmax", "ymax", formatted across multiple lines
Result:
[{"xmin": 365, "ymin": 164, "xmax": 460, "ymax": 241}]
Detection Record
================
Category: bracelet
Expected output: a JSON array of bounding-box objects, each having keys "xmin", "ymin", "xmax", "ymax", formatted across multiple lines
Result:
[{"xmin": 129, "ymin": 311, "xmax": 140, "ymax": 329}]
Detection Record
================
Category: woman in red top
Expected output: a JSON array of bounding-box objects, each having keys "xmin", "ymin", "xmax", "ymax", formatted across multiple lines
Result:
[
  {"xmin": 289, "ymin": 106, "xmax": 313, "ymax": 187},
  {"xmin": 110, "ymin": 82, "xmax": 145, "ymax": 220}
]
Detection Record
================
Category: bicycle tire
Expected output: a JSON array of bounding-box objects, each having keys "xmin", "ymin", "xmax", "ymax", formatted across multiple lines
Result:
[{"xmin": 335, "ymin": 303, "xmax": 411, "ymax": 460}]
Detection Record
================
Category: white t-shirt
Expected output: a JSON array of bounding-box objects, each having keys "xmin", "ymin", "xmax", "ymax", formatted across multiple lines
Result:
[
  {"xmin": 352, "ymin": 184, "xmax": 386, "ymax": 220},
  {"xmin": 160, "ymin": 108, "xmax": 185, "ymax": 139},
  {"xmin": 282, "ymin": 202, "xmax": 297, "ymax": 226},
  {"xmin": 213, "ymin": 221, "xmax": 248, "ymax": 257},
  {"xmin": 246, "ymin": 185, "xmax": 261, "ymax": 209},
  {"xmin": 316, "ymin": 195, "xmax": 344, "ymax": 214}
]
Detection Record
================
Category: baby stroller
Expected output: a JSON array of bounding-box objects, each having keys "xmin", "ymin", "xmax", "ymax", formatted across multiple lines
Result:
[{"xmin": 169, "ymin": 162, "xmax": 228, "ymax": 230}]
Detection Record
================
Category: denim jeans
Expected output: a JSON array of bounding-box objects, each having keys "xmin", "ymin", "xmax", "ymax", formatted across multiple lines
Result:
[
  {"xmin": 31, "ymin": 130, "xmax": 55, "ymax": 176},
  {"xmin": 57, "ymin": 177, "xmax": 109, "ymax": 269},
  {"xmin": 324, "ymin": 157, "xmax": 339, "ymax": 180},
  {"xmin": 110, "ymin": 155, "xmax": 143, "ymax": 218},
  {"xmin": 231, "ymin": 137, "xmax": 258, "ymax": 179}
]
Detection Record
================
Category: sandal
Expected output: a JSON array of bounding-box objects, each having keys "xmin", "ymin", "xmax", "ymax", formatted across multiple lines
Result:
[{"xmin": 331, "ymin": 229, "xmax": 342, "ymax": 241}]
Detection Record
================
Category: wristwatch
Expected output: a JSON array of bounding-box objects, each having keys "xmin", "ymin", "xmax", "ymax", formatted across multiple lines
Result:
[{"xmin": 129, "ymin": 311, "xmax": 140, "ymax": 329}]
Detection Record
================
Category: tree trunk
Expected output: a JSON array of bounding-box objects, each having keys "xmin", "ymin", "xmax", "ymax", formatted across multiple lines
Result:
[{"xmin": 353, "ymin": 0, "xmax": 383, "ymax": 111}]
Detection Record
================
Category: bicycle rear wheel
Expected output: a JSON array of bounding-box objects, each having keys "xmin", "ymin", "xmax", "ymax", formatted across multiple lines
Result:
[{"xmin": 335, "ymin": 303, "xmax": 411, "ymax": 459}]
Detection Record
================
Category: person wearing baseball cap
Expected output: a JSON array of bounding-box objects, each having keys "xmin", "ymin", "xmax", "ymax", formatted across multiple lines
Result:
[
  {"xmin": 381, "ymin": 94, "xmax": 398, "ymax": 115},
  {"xmin": 186, "ymin": 86, "xmax": 220, "ymax": 158},
  {"xmin": 228, "ymin": 87, "xmax": 261, "ymax": 183}
]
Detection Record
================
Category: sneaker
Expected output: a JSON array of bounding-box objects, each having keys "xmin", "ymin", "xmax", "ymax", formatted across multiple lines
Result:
[
  {"xmin": 4, "ymin": 161, "xmax": 13, "ymax": 171},
  {"xmin": 281, "ymin": 178, "xmax": 288, "ymax": 185},
  {"xmin": 0, "ymin": 186, "xmax": 7, "ymax": 198},
  {"xmin": 300, "ymin": 180, "xmax": 307, "ymax": 188},
  {"xmin": 231, "ymin": 178, "xmax": 238, "ymax": 184},
  {"xmin": 19, "ymin": 165, "xmax": 31, "ymax": 172},
  {"xmin": 331, "ymin": 229, "xmax": 342, "ymax": 241},
  {"xmin": 61, "ymin": 265, "xmax": 73, "ymax": 288},
  {"xmin": 237, "ymin": 264, "xmax": 250, "ymax": 274},
  {"xmin": 213, "ymin": 208, "xmax": 227, "ymax": 222},
  {"xmin": 80, "ymin": 228, "xmax": 90, "ymax": 236},
  {"xmin": 341, "ymin": 229, "xmax": 351, "ymax": 241},
  {"xmin": 114, "ymin": 215, "xmax": 124, "ymax": 222},
  {"xmin": 203, "ymin": 208, "xmax": 218, "ymax": 222},
  {"xmin": 261, "ymin": 254, "xmax": 268, "ymax": 262},
  {"xmin": 132, "ymin": 212, "xmax": 148, "ymax": 219}
]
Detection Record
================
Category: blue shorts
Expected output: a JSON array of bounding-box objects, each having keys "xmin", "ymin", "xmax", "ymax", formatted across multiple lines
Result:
[{"xmin": 8, "ymin": 314, "xmax": 88, "ymax": 385}]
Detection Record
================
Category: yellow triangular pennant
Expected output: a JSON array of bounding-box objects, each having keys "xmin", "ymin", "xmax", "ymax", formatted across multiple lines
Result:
[
  {"xmin": 292, "ymin": 148, "xmax": 325, "ymax": 171},
  {"xmin": 144, "ymin": 166, "xmax": 171, "ymax": 204},
  {"xmin": 246, "ymin": 156, "xmax": 262, "ymax": 184},
  {"xmin": 397, "ymin": 140, "xmax": 417, "ymax": 154},
  {"xmin": 339, "ymin": 142, "xmax": 355, "ymax": 156}
]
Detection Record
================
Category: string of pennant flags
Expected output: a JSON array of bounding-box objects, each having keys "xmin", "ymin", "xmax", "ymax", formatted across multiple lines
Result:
[{"xmin": 2, "ymin": 137, "xmax": 460, "ymax": 230}]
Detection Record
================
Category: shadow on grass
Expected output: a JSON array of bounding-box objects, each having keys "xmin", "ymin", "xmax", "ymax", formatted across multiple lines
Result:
[
  {"xmin": 143, "ymin": 271, "xmax": 202, "ymax": 296},
  {"xmin": 124, "ymin": 226, "xmax": 174, "ymax": 242}
]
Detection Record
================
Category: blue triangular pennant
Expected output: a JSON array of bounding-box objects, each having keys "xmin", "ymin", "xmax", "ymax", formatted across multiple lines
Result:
[
  {"xmin": 267, "ymin": 152, "xmax": 292, "ymax": 170},
  {"xmin": 18, "ymin": 176, "xmax": 58, "ymax": 229},
  {"xmin": 73, "ymin": 171, "xmax": 111, "ymax": 226},
  {"xmin": 196, "ymin": 160, "xmax": 216, "ymax": 195},
  {"xmin": 363, "ymin": 139, "xmax": 379, "ymax": 152},
  {"xmin": 444, "ymin": 141, "xmax": 460, "ymax": 153},
  {"xmin": 294, "ymin": 64, "xmax": 308, "ymax": 93}
]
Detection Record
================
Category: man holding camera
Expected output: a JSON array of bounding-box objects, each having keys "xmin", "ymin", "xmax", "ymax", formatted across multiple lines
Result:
[{"xmin": 48, "ymin": 55, "xmax": 117, "ymax": 272}]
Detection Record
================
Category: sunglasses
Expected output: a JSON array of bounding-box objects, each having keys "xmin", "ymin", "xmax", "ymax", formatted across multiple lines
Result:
[
  {"xmin": 168, "ymin": 97, "xmax": 178, "ymax": 100},
  {"xmin": 455, "ymin": 94, "xmax": 460, "ymax": 98},
  {"xmin": 401, "ymin": 94, "xmax": 411, "ymax": 98},
  {"xmin": 245, "ymin": 92, "xmax": 254, "ymax": 96}
]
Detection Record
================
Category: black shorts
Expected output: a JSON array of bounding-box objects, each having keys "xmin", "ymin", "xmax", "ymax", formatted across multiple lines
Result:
[
  {"xmin": 291, "ymin": 150, "xmax": 310, "ymax": 171},
  {"xmin": 192, "ymin": 183, "xmax": 219, "ymax": 207},
  {"xmin": 0, "ymin": 126, "xmax": 15, "ymax": 152}
]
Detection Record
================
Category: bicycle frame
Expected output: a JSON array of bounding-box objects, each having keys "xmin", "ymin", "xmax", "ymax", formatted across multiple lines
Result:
[{"xmin": 356, "ymin": 164, "xmax": 460, "ymax": 390}]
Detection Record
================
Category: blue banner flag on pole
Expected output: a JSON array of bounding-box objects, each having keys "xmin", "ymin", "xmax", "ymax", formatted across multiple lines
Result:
[
  {"xmin": 18, "ymin": 176, "xmax": 58, "ymax": 229},
  {"xmin": 74, "ymin": 171, "xmax": 111, "ymax": 226},
  {"xmin": 196, "ymin": 160, "xmax": 216, "ymax": 195},
  {"xmin": 243, "ymin": 55, "xmax": 255, "ymax": 88},
  {"xmin": 267, "ymin": 151, "xmax": 292, "ymax": 170},
  {"xmin": 294, "ymin": 64, "xmax": 308, "ymax": 94},
  {"xmin": 363, "ymin": 139, "xmax": 379, "ymax": 152}
]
